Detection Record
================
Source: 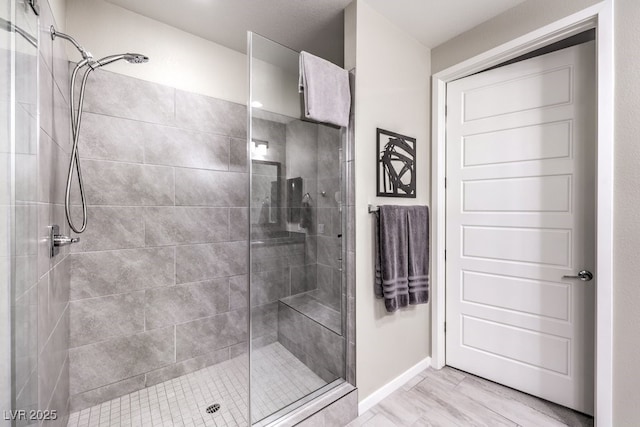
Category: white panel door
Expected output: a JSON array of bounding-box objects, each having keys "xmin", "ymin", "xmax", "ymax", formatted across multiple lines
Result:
[{"xmin": 445, "ymin": 41, "xmax": 596, "ymax": 415}]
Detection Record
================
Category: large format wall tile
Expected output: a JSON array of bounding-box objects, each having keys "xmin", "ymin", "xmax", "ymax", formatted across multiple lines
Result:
[
  {"xmin": 144, "ymin": 126, "xmax": 230, "ymax": 171},
  {"xmin": 229, "ymin": 208, "xmax": 248, "ymax": 241},
  {"xmin": 175, "ymin": 309, "xmax": 247, "ymax": 361},
  {"xmin": 80, "ymin": 69, "xmax": 175, "ymax": 125},
  {"xmin": 70, "ymin": 207, "xmax": 145, "ymax": 252},
  {"xmin": 14, "ymin": 204, "xmax": 38, "ymax": 257},
  {"xmin": 175, "ymin": 90, "xmax": 246, "ymax": 138},
  {"xmin": 290, "ymin": 264, "xmax": 317, "ymax": 295},
  {"xmin": 14, "ymin": 254, "xmax": 38, "ymax": 313},
  {"xmin": 15, "ymin": 284, "xmax": 38, "ymax": 396},
  {"xmin": 38, "ymin": 257, "xmax": 70, "ymax": 350},
  {"xmin": 229, "ymin": 137, "xmax": 247, "ymax": 172},
  {"xmin": 78, "ymin": 113, "xmax": 146, "ymax": 163},
  {"xmin": 145, "ymin": 279, "xmax": 230, "ymax": 330},
  {"xmin": 15, "ymin": 103, "xmax": 38, "ymax": 156},
  {"xmin": 251, "ymin": 241, "xmax": 305, "ymax": 273},
  {"xmin": 70, "ymin": 292, "xmax": 145, "ymax": 347},
  {"xmin": 39, "ymin": 56, "xmax": 70, "ymax": 151},
  {"xmin": 15, "ymin": 156, "xmax": 37, "ymax": 207},
  {"xmin": 70, "ymin": 247, "xmax": 174, "ymax": 300},
  {"xmin": 37, "ymin": 128, "xmax": 67, "ymax": 205},
  {"xmin": 175, "ymin": 168, "xmax": 248, "ymax": 207},
  {"xmin": 78, "ymin": 160, "xmax": 174, "ymax": 206},
  {"xmin": 46, "ymin": 356, "xmax": 69, "ymax": 427},
  {"xmin": 229, "ymin": 275, "xmax": 248, "ymax": 310},
  {"xmin": 144, "ymin": 207, "xmax": 230, "ymax": 246},
  {"xmin": 176, "ymin": 241, "xmax": 247, "ymax": 284},
  {"xmin": 69, "ymin": 327, "xmax": 174, "ymax": 395},
  {"xmin": 38, "ymin": 307, "xmax": 69, "ymax": 411},
  {"xmin": 250, "ymin": 269, "xmax": 289, "ymax": 307}
]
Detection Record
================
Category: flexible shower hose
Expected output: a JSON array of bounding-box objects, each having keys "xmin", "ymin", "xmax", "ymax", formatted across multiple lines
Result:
[{"xmin": 64, "ymin": 59, "xmax": 94, "ymax": 234}]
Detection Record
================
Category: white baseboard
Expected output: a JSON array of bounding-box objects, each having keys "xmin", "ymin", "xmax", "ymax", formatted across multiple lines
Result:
[{"xmin": 357, "ymin": 356, "xmax": 432, "ymax": 415}]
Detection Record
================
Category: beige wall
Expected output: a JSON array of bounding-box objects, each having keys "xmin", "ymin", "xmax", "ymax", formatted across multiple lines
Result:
[
  {"xmin": 65, "ymin": 0, "xmax": 299, "ymax": 116},
  {"xmin": 49, "ymin": 0, "xmax": 66, "ymax": 30},
  {"xmin": 347, "ymin": 0, "xmax": 431, "ymax": 401},
  {"xmin": 65, "ymin": 0, "xmax": 245, "ymax": 103},
  {"xmin": 612, "ymin": 0, "xmax": 640, "ymax": 424},
  {"xmin": 433, "ymin": 0, "xmax": 640, "ymax": 424}
]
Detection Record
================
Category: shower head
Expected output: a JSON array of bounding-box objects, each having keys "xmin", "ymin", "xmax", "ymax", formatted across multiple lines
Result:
[
  {"xmin": 125, "ymin": 53, "xmax": 150, "ymax": 64},
  {"xmin": 89, "ymin": 53, "xmax": 150, "ymax": 69},
  {"xmin": 89, "ymin": 53, "xmax": 149, "ymax": 70}
]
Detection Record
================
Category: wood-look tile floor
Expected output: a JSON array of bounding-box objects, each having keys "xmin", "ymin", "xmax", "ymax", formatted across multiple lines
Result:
[{"xmin": 348, "ymin": 367, "xmax": 594, "ymax": 427}]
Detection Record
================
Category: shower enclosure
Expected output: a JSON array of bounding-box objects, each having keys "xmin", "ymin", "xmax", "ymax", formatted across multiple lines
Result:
[
  {"xmin": 248, "ymin": 33, "xmax": 350, "ymax": 424},
  {"xmin": 3, "ymin": 0, "xmax": 354, "ymax": 423}
]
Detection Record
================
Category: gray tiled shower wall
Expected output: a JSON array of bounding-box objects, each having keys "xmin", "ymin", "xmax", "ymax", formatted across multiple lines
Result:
[
  {"xmin": 66, "ymin": 68, "xmax": 251, "ymax": 412},
  {"xmin": 6, "ymin": 1, "xmax": 73, "ymax": 426}
]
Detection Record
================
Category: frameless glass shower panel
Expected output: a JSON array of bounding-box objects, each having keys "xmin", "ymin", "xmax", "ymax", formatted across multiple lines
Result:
[
  {"xmin": 3, "ymin": 0, "xmax": 39, "ymax": 423},
  {"xmin": 249, "ymin": 33, "xmax": 346, "ymax": 425},
  {"xmin": 0, "ymin": 0, "xmax": 12, "ymax": 421}
]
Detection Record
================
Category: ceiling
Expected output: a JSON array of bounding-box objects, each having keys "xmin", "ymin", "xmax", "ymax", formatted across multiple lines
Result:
[
  {"xmin": 105, "ymin": 0, "xmax": 525, "ymax": 66},
  {"xmin": 105, "ymin": 0, "xmax": 350, "ymax": 65}
]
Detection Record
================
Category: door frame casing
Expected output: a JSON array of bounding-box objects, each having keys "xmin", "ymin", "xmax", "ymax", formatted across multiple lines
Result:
[{"xmin": 430, "ymin": 1, "xmax": 614, "ymax": 425}]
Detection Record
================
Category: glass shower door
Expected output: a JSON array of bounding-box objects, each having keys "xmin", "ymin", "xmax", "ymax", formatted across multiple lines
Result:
[
  {"xmin": 248, "ymin": 33, "xmax": 347, "ymax": 425},
  {"xmin": 2, "ymin": 0, "xmax": 39, "ymax": 424},
  {"xmin": 0, "ymin": 1, "xmax": 12, "ymax": 421}
]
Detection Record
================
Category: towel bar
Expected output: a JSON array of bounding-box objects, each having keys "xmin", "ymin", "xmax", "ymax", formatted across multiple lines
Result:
[{"xmin": 368, "ymin": 204, "xmax": 379, "ymax": 213}]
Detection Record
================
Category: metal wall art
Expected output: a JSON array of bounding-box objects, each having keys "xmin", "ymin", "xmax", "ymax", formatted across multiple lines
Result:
[{"xmin": 376, "ymin": 128, "xmax": 416, "ymax": 198}]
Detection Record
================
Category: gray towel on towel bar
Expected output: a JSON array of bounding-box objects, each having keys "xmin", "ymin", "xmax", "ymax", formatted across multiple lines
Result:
[
  {"xmin": 375, "ymin": 205, "xmax": 429, "ymax": 312},
  {"xmin": 407, "ymin": 206, "xmax": 430, "ymax": 305},
  {"xmin": 298, "ymin": 51, "xmax": 350, "ymax": 128}
]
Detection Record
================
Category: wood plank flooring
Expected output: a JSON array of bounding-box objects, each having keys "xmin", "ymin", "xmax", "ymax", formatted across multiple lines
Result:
[{"xmin": 348, "ymin": 367, "xmax": 594, "ymax": 427}]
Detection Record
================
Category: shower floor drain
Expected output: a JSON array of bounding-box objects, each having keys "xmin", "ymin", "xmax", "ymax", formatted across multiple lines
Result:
[{"xmin": 205, "ymin": 403, "xmax": 221, "ymax": 414}]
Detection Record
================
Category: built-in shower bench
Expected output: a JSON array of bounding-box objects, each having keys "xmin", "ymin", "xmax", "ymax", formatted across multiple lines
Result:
[
  {"xmin": 279, "ymin": 291, "xmax": 341, "ymax": 334},
  {"xmin": 278, "ymin": 292, "xmax": 345, "ymax": 383}
]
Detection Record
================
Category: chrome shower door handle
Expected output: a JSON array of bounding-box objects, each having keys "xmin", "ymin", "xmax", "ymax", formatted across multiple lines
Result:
[{"xmin": 563, "ymin": 270, "xmax": 593, "ymax": 282}]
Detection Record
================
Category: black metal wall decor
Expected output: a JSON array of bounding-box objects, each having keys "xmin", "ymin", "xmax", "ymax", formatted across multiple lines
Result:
[{"xmin": 376, "ymin": 128, "xmax": 416, "ymax": 198}]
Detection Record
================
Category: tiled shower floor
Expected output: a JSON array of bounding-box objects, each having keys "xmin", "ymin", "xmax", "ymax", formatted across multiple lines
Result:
[{"xmin": 67, "ymin": 343, "xmax": 327, "ymax": 427}]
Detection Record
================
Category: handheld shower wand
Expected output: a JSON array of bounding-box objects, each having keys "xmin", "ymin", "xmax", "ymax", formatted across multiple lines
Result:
[{"xmin": 51, "ymin": 26, "xmax": 149, "ymax": 234}]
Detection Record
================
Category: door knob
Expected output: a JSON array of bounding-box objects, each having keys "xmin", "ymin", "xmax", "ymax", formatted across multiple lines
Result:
[{"xmin": 562, "ymin": 270, "xmax": 593, "ymax": 281}]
